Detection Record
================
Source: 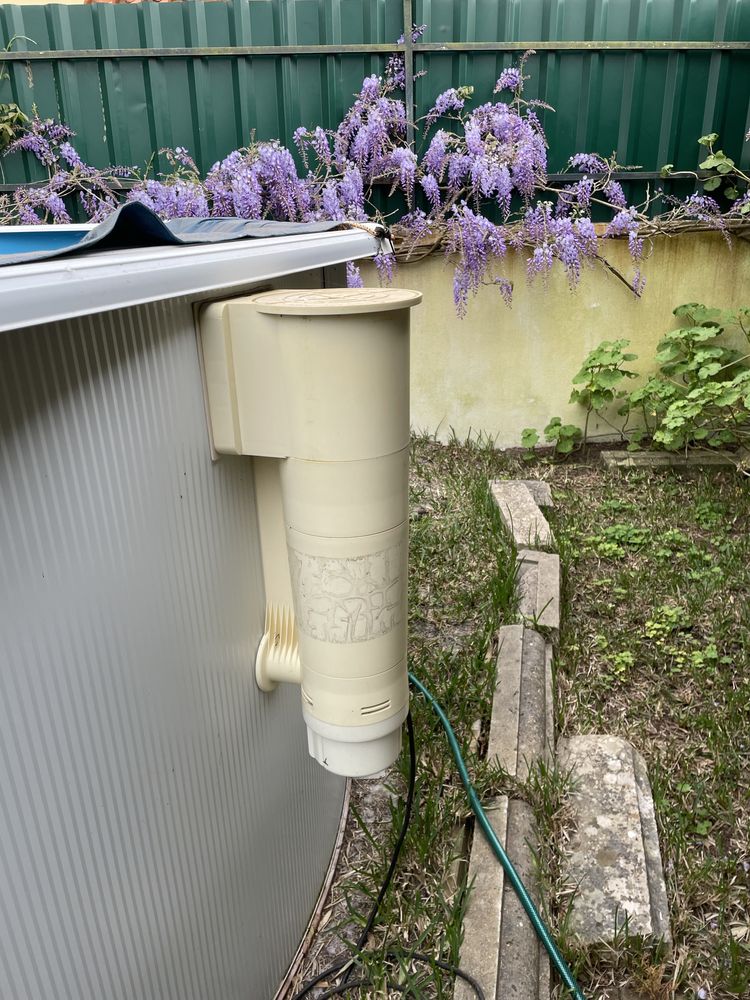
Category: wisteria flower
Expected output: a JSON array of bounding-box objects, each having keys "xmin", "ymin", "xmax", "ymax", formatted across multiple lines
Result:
[{"xmin": 494, "ymin": 68, "xmax": 521, "ymax": 93}]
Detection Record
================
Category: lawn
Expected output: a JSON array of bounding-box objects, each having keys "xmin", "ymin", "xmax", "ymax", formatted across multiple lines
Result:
[{"xmin": 549, "ymin": 462, "xmax": 750, "ymax": 1000}]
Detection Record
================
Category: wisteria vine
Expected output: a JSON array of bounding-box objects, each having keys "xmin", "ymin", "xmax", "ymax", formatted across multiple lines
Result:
[{"xmin": 2, "ymin": 32, "xmax": 748, "ymax": 313}]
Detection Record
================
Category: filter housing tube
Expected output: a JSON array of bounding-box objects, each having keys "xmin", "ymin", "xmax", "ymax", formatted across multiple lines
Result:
[{"xmin": 199, "ymin": 287, "xmax": 422, "ymax": 777}]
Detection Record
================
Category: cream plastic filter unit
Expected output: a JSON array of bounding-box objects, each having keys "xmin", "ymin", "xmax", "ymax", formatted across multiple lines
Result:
[{"xmin": 199, "ymin": 287, "xmax": 422, "ymax": 778}]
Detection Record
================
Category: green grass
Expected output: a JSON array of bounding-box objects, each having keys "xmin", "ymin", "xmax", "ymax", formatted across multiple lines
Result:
[{"xmin": 548, "ymin": 465, "xmax": 750, "ymax": 1000}]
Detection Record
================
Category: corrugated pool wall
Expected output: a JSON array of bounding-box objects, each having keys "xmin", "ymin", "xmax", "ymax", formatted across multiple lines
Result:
[
  {"xmin": 0, "ymin": 0, "xmax": 748, "ymax": 197},
  {"xmin": 0, "ymin": 296, "xmax": 344, "ymax": 1000}
]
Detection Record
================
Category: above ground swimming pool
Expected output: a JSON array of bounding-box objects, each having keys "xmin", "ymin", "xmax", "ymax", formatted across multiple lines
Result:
[
  {"xmin": 0, "ymin": 221, "xmax": 386, "ymax": 1000},
  {"xmin": 0, "ymin": 222, "xmax": 93, "ymax": 255}
]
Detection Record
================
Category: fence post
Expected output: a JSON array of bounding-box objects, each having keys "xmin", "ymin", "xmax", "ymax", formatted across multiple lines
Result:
[{"xmin": 402, "ymin": 0, "xmax": 415, "ymax": 145}]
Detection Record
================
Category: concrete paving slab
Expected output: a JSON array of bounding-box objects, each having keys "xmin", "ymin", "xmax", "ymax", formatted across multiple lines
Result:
[
  {"xmin": 516, "ymin": 551, "xmax": 560, "ymax": 637},
  {"xmin": 455, "ymin": 627, "xmax": 554, "ymax": 1000},
  {"xmin": 519, "ymin": 481, "xmax": 553, "ymax": 507},
  {"xmin": 491, "ymin": 481, "xmax": 554, "ymax": 549},
  {"xmin": 499, "ymin": 799, "xmax": 550, "ymax": 1000},
  {"xmin": 557, "ymin": 735, "xmax": 671, "ymax": 945},
  {"xmin": 490, "ymin": 627, "xmax": 553, "ymax": 780},
  {"xmin": 601, "ymin": 449, "xmax": 746, "ymax": 472},
  {"xmin": 454, "ymin": 798, "xmax": 508, "ymax": 1000}
]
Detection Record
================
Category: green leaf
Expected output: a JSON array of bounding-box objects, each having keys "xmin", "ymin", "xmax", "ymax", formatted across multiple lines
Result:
[
  {"xmin": 716, "ymin": 159, "xmax": 735, "ymax": 174},
  {"xmin": 725, "ymin": 187, "xmax": 740, "ymax": 201},
  {"xmin": 561, "ymin": 424, "xmax": 582, "ymax": 439},
  {"xmin": 699, "ymin": 155, "xmax": 720, "ymax": 170},
  {"xmin": 698, "ymin": 133, "xmax": 719, "ymax": 146},
  {"xmin": 673, "ymin": 303, "xmax": 703, "ymax": 318},
  {"xmin": 543, "ymin": 417, "xmax": 562, "ymax": 442},
  {"xmin": 660, "ymin": 163, "xmax": 674, "ymax": 178},
  {"xmin": 596, "ymin": 369, "xmax": 628, "ymax": 388},
  {"xmin": 521, "ymin": 428, "xmax": 539, "ymax": 449},
  {"xmin": 555, "ymin": 439, "xmax": 575, "ymax": 454},
  {"xmin": 703, "ymin": 175, "xmax": 722, "ymax": 192},
  {"xmin": 656, "ymin": 345, "xmax": 681, "ymax": 363}
]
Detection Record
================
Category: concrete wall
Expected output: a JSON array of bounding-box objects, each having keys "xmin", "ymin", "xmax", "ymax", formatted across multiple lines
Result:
[{"xmin": 362, "ymin": 233, "xmax": 750, "ymax": 448}]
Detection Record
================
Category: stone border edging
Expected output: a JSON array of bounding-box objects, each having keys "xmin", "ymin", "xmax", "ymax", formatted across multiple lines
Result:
[
  {"xmin": 455, "ymin": 483, "xmax": 556, "ymax": 1000},
  {"xmin": 456, "ymin": 478, "xmax": 672, "ymax": 1000}
]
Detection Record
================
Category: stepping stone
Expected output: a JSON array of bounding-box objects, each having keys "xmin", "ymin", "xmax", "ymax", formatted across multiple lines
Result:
[
  {"xmin": 454, "ymin": 796, "xmax": 508, "ymax": 1000},
  {"xmin": 519, "ymin": 480, "xmax": 553, "ymax": 507},
  {"xmin": 490, "ymin": 625, "xmax": 553, "ymax": 779},
  {"xmin": 601, "ymin": 449, "xmax": 748, "ymax": 472},
  {"xmin": 557, "ymin": 735, "xmax": 671, "ymax": 945},
  {"xmin": 455, "ymin": 626, "xmax": 554, "ymax": 1000},
  {"xmin": 516, "ymin": 550, "xmax": 560, "ymax": 638},
  {"xmin": 491, "ymin": 481, "xmax": 554, "ymax": 549}
]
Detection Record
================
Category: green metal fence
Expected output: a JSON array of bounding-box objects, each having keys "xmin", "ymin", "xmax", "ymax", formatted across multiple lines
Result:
[{"xmin": 1, "ymin": 0, "xmax": 749, "ymax": 195}]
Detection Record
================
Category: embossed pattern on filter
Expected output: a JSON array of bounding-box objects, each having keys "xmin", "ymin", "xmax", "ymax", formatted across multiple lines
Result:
[{"xmin": 289, "ymin": 544, "xmax": 404, "ymax": 643}]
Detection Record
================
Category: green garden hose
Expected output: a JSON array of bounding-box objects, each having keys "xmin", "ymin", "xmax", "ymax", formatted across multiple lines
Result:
[{"xmin": 409, "ymin": 672, "xmax": 586, "ymax": 1000}]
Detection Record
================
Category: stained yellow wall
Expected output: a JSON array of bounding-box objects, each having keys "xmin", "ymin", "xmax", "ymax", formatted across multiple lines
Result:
[{"xmin": 361, "ymin": 233, "xmax": 750, "ymax": 447}]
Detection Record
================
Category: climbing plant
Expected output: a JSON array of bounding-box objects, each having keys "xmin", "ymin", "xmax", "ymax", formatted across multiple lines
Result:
[{"xmin": 2, "ymin": 29, "xmax": 748, "ymax": 314}]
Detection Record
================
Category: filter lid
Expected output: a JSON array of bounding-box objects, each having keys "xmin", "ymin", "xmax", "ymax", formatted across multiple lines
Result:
[{"xmin": 246, "ymin": 287, "xmax": 422, "ymax": 316}]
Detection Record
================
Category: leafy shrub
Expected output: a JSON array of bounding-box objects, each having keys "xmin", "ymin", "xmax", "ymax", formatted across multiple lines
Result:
[
  {"xmin": 525, "ymin": 303, "xmax": 750, "ymax": 464},
  {"xmin": 620, "ymin": 303, "xmax": 750, "ymax": 453}
]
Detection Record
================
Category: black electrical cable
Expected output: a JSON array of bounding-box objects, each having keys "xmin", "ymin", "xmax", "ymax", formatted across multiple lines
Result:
[
  {"xmin": 349, "ymin": 710, "xmax": 417, "ymax": 959},
  {"xmin": 290, "ymin": 951, "xmax": 486, "ymax": 1000},
  {"xmin": 291, "ymin": 711, "xmax": 485, "ymax": 1000}
]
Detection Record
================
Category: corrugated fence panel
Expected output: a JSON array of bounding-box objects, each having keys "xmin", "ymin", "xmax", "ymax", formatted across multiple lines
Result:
[
  {"xmin": 0, "ymin": 298, "xmax": 345, "ymax": 1000},
  {"xmin": 415, "ymin": 0, "xmax": 750, "ymax": 176},
  {"xmin": 0, "ymin": 0, "xmax": 748, "ymax": 187}
]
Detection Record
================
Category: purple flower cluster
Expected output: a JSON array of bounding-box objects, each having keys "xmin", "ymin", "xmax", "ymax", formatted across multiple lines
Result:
[
  {"xmin": 197, "ymin": 142, "xmax": 311, "ymax": 220},
  {"xmin": 5, "ymin": 41, "xmax": 742, "ymax": 313},
  {"xmin": 128, "ymin": 179, "xmax": 209, "ymax": 219},
  {"xmin": 334, "ymin": 77, "xmax": 407, "ymax": 185},
  {"xmin": 514, "ymin": 204, "xmax": 598, "ymax": 287},
  {"xmin": 6, "ymin": 113, "xmax": 74, "ymax": 167},
  {"xmin": 346, "ymin": 261, "xmax": 364, "ymax": 288},
  {"xmin": 450, "ymin": 100, "xmax": 547, "ymax": 213},
  {"xmin": 4, "ymin": 113, "xmax": 135, "ymax": 224},
  {"xmin": 557, "ymin": 178, "xmax": 594, "ymax": 212},
  {"xmin": 603, "ymin": 180, "xmax": 627, "ymax": 208},
  {"xmin": 373, "ymin": 251, "xmax": 396, "ymax": 284},
  {"xmin": 494, "ymin": 68, "xmax": 522, "ymax": 93},
  {"xmin": 424, "ymin": 88, "xmax": 468, "ymax": 127},
  {"xmin": 605, "ymin": 208, "xmax": 642, "ymax": 257},
  {"xmin": 399, "ymin": 208, "xmax": 433, "ymax": 241},
  {"xmin": 293, "ymin": 125, "xmax": 332, "ymax": 169},
  {"xmin": 13, "ymin": 176, "xmax": 72, "ymax": 224},
  {"xmin": 59, "ymin": 142, "xmax": 83, "ymax": 169},
  {"xmin": 568, "ymin": 152, "xmax": 608, "ymax": 173},
  {"xmin": 397, "ymin": 23, "xmax": 427, "ymax": 46},
  {"xmin": 388, "ymin": 147, "xmax": 417, "ymax": 203},
  {"xmin": 681, "ymin": 193, "xmax": 726, "ymax": 232},
  {"xmin": 423, "ymin": 130, "xmax": 448, "ymax": 177},
  {"xmin": 445, "ymin": 203, "xmax": 507, "ymax": 315}
]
